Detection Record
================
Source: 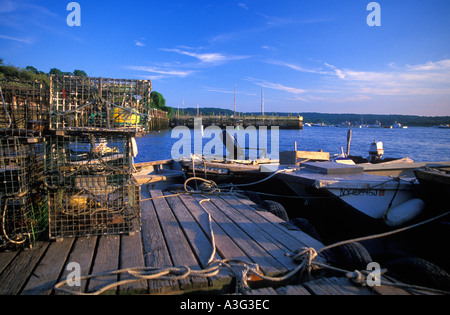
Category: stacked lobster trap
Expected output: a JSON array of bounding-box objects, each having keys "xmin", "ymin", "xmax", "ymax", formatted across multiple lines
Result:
[
  {"xmin": 0, "ymin": 80, "xmax": 48, "ymax": 250},
  {"xmin": 46, "ymin": 75, "xmax": 143, "ymax": 240},
  {"xmin": 49, "ymin": 75, "xmax": 152, "ymax": 132}
]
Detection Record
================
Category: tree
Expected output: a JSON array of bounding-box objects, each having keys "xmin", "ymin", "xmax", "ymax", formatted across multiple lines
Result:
[
  {"xmin": 150, "ymin": 91, "xmax": 166, "ymax": 109},
  {"xmin": 25, "ymin": 66, "xmax": 39, "ymax": 74},
  {"xmin": 73, "ymin": 69, "xmax": 87, "ymax": 77},
  {"xmin": 49, "ymin": 68, "xmax": 63, "ymax": 75},
  {"xmin": 150, "ymin": 91, "xmax": 173, "ymax": 116}
]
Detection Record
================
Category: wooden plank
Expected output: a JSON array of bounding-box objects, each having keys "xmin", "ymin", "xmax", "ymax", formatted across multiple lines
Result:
[
  {"xmin": 0, "ymin": 251, "xmax": 18, "ymax": 275},
  {"xmin": 167, "ymin": 193, "xmax": 238, "ymax": 292},
  {"xmin": 119, "ymin": 231, "xmax": 147, "ymax": 294},
  {"xmin": 164, "ymin": 192, "xmax": 219, "ymax": 266},
  {"xmin": 244, "ymin": 287, "xmax": 278, "ymax": 295},
  {"xmin": 21, "ymin": 239, "xmax": 74, "ymax": 295},
  {"xmin": 304, "ymin": 277, "xmax": 373, "ymax": 295},
  {"xmin": 192, "ymin": 194, "xmax": 284, "ymax": 276},
  {"xmin": 150, "ymin": 190, "xmax": 208, "ymax": 291},
  {"xmin": 276, "ymin": 284, "xmax": 311, "ymax": 295},
  {"xmin": 0, "ymin": 242, "xmax": 49, "ymax": 295},
  {"xmin": 140, "ymin": 197, "xmax": 179, "ymax": 294},
  {"xmin": 179, "ymin": 194, "xmax": 248, "ymax": 262},
  {"xmin": 58, "ymin": 236, "xmax": 98, "ymax": 294},
  {"xmin": 212, "ymin": 194, "xmax": 296, "ymax": 270},
  {"xmin": 225, "ymin": 194, "xmax": 324, "ymax": 252},
  {"xmin": 87, "ymin": 235, "xmax": 120, "ymax": 294}
]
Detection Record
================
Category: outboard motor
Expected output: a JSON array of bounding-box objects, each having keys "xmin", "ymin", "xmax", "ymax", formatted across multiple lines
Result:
[{"xmin": 369, "ymin": 141, "xmax": 384, "ymax": 163}]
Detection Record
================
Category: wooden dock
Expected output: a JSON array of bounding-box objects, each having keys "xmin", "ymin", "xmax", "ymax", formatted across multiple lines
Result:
[{"xmin": 0, "ymin": 187, "xmax": 417, "ymax": 295}]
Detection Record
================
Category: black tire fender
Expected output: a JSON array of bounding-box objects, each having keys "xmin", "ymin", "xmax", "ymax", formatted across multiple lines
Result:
[
  {"xmin": 328, "ymin": 242, "xmax": 373, "ymax": 271},
  {"xmin": 288, "ymin": 218, "xmax": 322, "ymax": 242},
  {"xmin": 385, "ymin": 256, "xmax": 450, "ymax": 291},
  {"xmin": 259, "ymin": 200, "xmax": 289, "ymax": 221}
]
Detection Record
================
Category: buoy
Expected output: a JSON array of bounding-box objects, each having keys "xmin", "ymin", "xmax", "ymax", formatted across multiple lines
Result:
[
  {"xmin": 131, "ymin": 137, "xmax": 138, "ymax": 158},
  {"xmin": 384, "ymin": 198, "xmax": 425, "ymax": 227}
]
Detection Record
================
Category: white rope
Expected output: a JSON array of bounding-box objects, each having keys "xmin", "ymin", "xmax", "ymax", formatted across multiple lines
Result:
[{"xmin": 53, "ymin": 174, "xmax": 450, "ymax": 295}]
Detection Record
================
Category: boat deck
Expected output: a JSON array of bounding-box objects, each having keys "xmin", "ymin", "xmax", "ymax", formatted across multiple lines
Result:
[{"xmin": 0, "ymin": 189, "xmax": 326, "ymax": 295}]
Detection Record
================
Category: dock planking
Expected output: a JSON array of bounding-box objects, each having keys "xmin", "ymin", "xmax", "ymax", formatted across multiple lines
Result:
[{"xmin": 0, "ymin": 187, "xmax": 415, "ymax": 295}]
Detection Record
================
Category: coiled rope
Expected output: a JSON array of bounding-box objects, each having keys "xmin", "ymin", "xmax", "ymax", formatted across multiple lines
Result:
[{"xmin": 53, "ymin": 175, "xmax": 450, "ymax": 295}]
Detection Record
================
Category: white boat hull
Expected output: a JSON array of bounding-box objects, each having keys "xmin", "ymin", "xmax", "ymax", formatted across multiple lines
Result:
[{"xmin": 326, "ymin": 187, "xmax": 416, "ymax": 219}]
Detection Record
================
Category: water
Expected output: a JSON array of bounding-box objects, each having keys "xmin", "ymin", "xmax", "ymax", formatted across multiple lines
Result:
[{"xmin": 134, "ymin": 127, "xmax": 450, "ymax": 163}]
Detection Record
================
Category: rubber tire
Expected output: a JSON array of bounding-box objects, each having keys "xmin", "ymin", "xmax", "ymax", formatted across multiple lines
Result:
[
  {"xmin": 328, "ymin": 242, "xmax": 373, "ymax": 271},
  {"xmin": 242, "ymin": 191, "xmax": 262, "ymax": 205},
  {"xmin": 385, "ymin": 257, "xmax": 450, "ymax": 291},
  {"xmin": 288, "ymin": 218, "xmax": 322, "ymax": 242},
  {"xmin": 259, "ymin": 200, "xmax": 289, "ymax": 221}
]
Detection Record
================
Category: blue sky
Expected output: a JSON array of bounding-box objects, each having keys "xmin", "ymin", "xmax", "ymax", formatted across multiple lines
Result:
[{"xmin": 1, "ymin": 0, "xmax": 450, "ymax": 116}]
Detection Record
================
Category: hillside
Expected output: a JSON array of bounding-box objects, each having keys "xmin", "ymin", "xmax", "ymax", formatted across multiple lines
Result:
[{"xmin": 175, "ymin": 108, "xmax": 450, "ymax": 127}]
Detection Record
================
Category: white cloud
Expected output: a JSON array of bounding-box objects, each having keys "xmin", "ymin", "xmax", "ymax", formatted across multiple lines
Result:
[
  {"xmin": 0, "ymin": 34, "xmax": 32, "ymax": 44},
  {"xmin": 238, "ymin": 3, "xmax": 249, "ymax": 10},
  {"xmin": 134, "ymin": 40, "xmax": 145, "ymax": 47},
  {"xmin": 126, "ymin": 66, "xmax": 194, "ymax": 78},
  {"xmin": 272, "ymin": 58, "xmax": 450, "ymax": 97},
  {"xmin": 246, "ymin": 77, "xmax": 306, "ymax": 95},
  {"xmin": 160, "ymin": 48, "xmax": 249, "ymax": 64}
]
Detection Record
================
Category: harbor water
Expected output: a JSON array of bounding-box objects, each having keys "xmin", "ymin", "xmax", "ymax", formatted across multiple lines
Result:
[{"xmin": 134, "ymin": 126, "xmax": 450, "ymax": 163}]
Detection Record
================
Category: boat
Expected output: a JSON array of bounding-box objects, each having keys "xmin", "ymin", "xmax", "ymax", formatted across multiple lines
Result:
[
  {"xmin": 273, "ymin": 161, "xmax": 421, "ymax": 221},
  {"xmin": 438, "ymin": 124, "xmax": 450, "ymax": 129},
  {"xmin": 178, "ymin": 129, "xmax": 278, "ymax": 184},
  {"xmin": 392, "ymin": 122, "xmax": 408, "ymax": 129}
]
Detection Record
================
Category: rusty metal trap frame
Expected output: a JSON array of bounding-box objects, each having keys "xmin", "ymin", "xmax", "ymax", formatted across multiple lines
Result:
[
  {"xmin": 0, "ymin": 193, "xmax": 48, "ymax": 251},
  {"xmin": 0, "ymin": 135, "xmax": 38, "ymax": 198},
  {"xmin": 44, "ymin": 129, "xmax": 141, "ymax": 238},
  {"xmin": 48, "ymin": 183, "xmax": 140, "ymax": 239},
  {"xmin": 44, "ymin": 130, "xmax": 136, "ymax": 188},
  {"xmin": 0, "ymin": 80, "xmax": 49, "ymax": 135},
  {"xmin": 49, "ymin": 75, "xmax": 152, "ymax": 131}
]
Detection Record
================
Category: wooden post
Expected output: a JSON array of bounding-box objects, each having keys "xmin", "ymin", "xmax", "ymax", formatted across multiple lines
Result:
[{"xmin": 346, "ymin": 128, "xmax": 352, "ymax": 156}]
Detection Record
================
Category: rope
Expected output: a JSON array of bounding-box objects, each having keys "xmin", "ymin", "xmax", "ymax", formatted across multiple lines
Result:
[{"xmin": 53, "ymin": 173, "xmax": 450, "ymax": 295}]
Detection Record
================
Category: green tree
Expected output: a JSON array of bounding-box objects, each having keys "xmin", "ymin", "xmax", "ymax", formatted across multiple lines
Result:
[
  {"xmin": 25, "ymin": 66, "xmax": 39, "ymax": 74},
  {"xmin": 150, "ymin": 91, "xmax": 173, "ymax": 116},
  {"xmin": 73, "ymin": 69, "xmax": 87, "ymax": 77},
  {"xmin": 49, "ymin": 68, "xmax": 63, "ymax": 75},
  {"xmin": 150, "ymin": 91, "xmax": 166, "ymax": 109}
]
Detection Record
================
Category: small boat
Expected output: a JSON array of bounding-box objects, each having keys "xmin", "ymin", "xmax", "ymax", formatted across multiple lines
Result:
[
  {"xmin": 178, "ymin": 129, "xmax": 278, "ymax": 184},
  {"xmin": 133, "ymin": 159, "xmax": 186, "ymax": 190},
  {"xmin": 392, "ymin": 122, "xmax": 408, "ymax": 129}
]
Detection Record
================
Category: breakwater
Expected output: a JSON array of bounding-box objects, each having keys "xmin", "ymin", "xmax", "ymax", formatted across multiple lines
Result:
[{"xmin": 170, "ymin": 114, "xmax": 304, "ymax": 129}]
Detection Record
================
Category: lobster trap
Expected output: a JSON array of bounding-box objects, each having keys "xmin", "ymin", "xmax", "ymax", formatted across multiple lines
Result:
[
  {"xmin": 49, "ymin": 75, "xmax": 152, "ymax": 131},
  {"xmin": 48, "ymin": 183, "xmax": 140, "ymax": 239},
  {"xmin": 0, "ymin": 193, "xmax": 48, "ymax": 251},
  {"xmin": 0, "ymin": 135, "xmax": 38, "ymax": 197},
  {"xmin": 44, "ymin": 131, "xmax": 136, "ymax": 188},
  {"xmin": 45, "ymin": 130, "xmax": 141, "ymax": 239},
  {"xmin": 0, "ymin": 80, "xmax": 48, "ymax": 135}
]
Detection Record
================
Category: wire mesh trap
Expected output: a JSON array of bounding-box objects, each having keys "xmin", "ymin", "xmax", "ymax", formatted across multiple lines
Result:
[
  {"xmin": 0, "ymin": 194, "xmax": 48, "ymax": 251},
  {"xmin": 45, "ymin": 130, "xmax": 141, "ymax": 239},
  {"xmin": 48, "ymin": 183, "xmax": 140, "ymax": 239},
  {"xmin": 0, "ymin": 80, "xmax": 49, "ymax": 135},
  {"xmin": 49, "ymin": 75, "xmax": 152, "ymax": 131},
  {"xmin": 0, "ymin": 136, "xmax": 38, "ymax": 197},
  {"xmin": 44, "ymin": 132, "xmax": 136, "ymax": 188}
]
